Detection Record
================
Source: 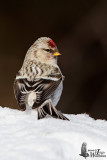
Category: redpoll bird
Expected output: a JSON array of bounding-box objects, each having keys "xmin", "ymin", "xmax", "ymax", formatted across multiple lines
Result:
[{"xmin": 14, "ymin": 37, "xmax": 69, "ymax": 120}]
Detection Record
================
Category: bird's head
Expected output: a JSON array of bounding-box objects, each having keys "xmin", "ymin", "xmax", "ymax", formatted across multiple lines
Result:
[{"xmin": 25, "ymin": 37, "xmax": 61, "ymax": 65}]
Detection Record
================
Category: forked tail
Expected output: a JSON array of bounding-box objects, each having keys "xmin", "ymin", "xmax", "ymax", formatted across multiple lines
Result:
[{"xmin": 37, "ymin": 103, "xmax": 69, "ymax": 121}]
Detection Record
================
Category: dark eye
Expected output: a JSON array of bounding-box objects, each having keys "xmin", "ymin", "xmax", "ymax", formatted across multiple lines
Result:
[{"xmin": 45, "ymin": 49, "xmax": 51, "ymax": 52}]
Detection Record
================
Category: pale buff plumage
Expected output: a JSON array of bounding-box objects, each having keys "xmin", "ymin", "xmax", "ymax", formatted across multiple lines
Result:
[{"xmin": 17, "ymin": 59, "xmax": 61, "ymax": 81}]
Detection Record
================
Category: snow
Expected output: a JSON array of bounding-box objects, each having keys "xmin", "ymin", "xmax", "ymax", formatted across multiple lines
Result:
[{"xmin": 0, "ymin": 107, "xmax": 107, "ymax": 160}]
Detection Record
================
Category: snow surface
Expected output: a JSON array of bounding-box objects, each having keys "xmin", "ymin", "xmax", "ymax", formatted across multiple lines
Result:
[{"xmin": 0, "ymin": 106, "xmax": 107, "ymax": 160}]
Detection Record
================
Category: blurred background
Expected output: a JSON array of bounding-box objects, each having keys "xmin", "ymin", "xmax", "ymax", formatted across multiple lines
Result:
[{"xmin": 0, "ymin": 0, "xmax": 107, "ymax": 120}]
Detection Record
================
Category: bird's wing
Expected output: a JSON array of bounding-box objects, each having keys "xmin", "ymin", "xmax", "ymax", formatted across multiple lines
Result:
[
  {"xmin": 14, "ymin": 77, "xmax": 69, "ymax": 121},
  {"xmin": 14, "ymin": 79, "xmax": 27, "ymax": 110},
  {"xmin": 31, "ymin": 78, "xmax": 69, "ymax": 121},
  {"xmin": 14, "ymin": 77, "xmax": 62, "ymax": 108},
  {"xmin": 32, "ymin": 78, "xmax": 62, "ymax": 108}
]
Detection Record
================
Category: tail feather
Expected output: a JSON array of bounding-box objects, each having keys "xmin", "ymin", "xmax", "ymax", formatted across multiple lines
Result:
[
  {"xmin": 37, "ymin": 104, "xmax": 69, "ymax": 121},
  {"xmin": 37, "ymin": 107, "xmax": 47, "ymax": 119}
]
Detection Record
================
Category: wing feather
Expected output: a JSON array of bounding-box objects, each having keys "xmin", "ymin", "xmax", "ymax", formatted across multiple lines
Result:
[
  {"xmin": 14, "ymin": 77, "xmax": 62, "ymax": 109},
  {"xmin": 32, "ymin": 78, "xmax": 62, "ymax": 108},
  {"xmin": 14, "ymin": 79, "xmax": 26, "ymax": 110}
]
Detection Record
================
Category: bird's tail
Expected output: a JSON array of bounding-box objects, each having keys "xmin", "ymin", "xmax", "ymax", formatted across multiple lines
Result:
[{"xmin": 37, "ymin": 104, "xmax": 69, "ymax": 121}]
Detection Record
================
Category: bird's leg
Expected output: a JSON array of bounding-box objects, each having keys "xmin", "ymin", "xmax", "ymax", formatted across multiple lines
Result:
[{"xmin": 37, "ymin": 99, "xmax": 69, "ymax": 120}]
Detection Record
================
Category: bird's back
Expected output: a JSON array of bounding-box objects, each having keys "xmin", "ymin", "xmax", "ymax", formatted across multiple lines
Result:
[{"xmin": 15, "ymin": 60, "xmax": 63, "ymax": 108}]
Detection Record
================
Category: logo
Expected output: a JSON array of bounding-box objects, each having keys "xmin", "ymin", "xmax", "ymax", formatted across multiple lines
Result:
[{"xmin": 79, "ymin": 142, "xmax": 106, "ymax": 159}]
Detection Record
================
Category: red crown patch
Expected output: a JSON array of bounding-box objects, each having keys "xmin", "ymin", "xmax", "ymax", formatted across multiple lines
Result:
[{"xmin": 47, "ymin": 39, "xmax": 56, "ymax": 48}]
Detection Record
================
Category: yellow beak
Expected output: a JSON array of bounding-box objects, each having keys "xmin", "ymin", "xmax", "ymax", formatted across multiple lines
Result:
[{"xmin": 53, "ymin": 52, "xmax": 61, "ymax": 56}]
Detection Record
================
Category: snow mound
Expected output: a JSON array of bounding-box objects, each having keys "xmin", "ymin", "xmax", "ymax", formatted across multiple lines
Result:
[{"xmin": 0, "ymin": 107, "xmax": 107, "ymax": 160}]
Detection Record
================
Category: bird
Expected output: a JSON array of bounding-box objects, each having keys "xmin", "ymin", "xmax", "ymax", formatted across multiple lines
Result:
[{"xmin": 14, "ymin": 37, "xmax": 69, "ymax": 120}]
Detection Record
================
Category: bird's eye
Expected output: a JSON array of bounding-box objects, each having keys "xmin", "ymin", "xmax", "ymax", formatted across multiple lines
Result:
[{"xmin": 45, "ymin": 49, "xmax": 51, "ymax": 52}]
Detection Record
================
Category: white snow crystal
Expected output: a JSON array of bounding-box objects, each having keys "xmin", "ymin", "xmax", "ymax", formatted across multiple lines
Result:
[{"xmin": 0, "ymin": 106, "xmax": 107, "ymax": 160}]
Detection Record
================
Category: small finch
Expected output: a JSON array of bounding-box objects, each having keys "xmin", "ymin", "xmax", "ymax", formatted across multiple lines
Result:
[{"xmin": 14, "ymin": 37, "xmax": 69, "ymax": 120}]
